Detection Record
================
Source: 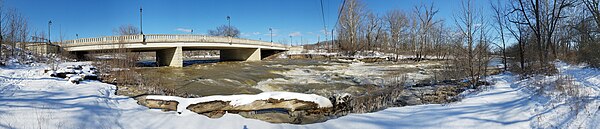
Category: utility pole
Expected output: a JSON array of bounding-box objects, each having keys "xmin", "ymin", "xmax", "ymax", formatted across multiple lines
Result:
[
  {"xmin": 331, "ymin": 29, "xmax": 334, "ymax": 52},
  {"xmin": 317, "ymin": 35, "xmax": 320, "ymax": 51},
  {"xmin": 300, "ymin": 36, "xmax": 303, "ymax": 46}
]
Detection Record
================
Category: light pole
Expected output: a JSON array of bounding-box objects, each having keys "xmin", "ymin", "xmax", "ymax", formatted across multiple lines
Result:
[
  {"xmin": 140, "ymin": 6, "xmax": 143, "ymax": 35},
  {"xmin": 191, "ymin": 29, "xmax": 193, "ymax": 34},
  {"xmin": 48, "ymin": 20, "xmax": 52, "ymax": 43},
  {"xmin": 76, "ymin": 34, "xmax": 78, "ymax": 39},
  {"xmin": 289, "ymin": 35, "xmax": 293, "ymax": 46},
  {"xmin": 269, "ymin": 28, "xmax": 273, "ymax": 43},
  {"xmin": 226, "ymin": 16, "xmax": 231, "ymax": 37}
]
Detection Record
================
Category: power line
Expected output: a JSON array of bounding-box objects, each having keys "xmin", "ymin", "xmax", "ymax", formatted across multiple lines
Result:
[
  {"xmin": 319, "ymin": 0, "xmax": 329, "ymax": 51},
  {"xmin": 330, "ymin": 0, "xmax": 346, "ymax": 53},
  {"xmin": 333, "ymin": 0, "xmax": 346, "ymax": 30},
  {"xmin": 320, "ymin": 0, "xmax": 327, "ymax": 34}
]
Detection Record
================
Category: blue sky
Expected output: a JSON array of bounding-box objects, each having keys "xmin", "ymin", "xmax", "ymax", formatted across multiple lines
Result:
[{"xmin": 5, "ymin": 0, "xmax": 491, "ymax": 45}]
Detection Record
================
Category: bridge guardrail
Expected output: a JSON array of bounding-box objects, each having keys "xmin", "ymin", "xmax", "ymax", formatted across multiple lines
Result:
[{"xmin": 61, "ymin": 34, "xmax": 289, "ymax": 49}]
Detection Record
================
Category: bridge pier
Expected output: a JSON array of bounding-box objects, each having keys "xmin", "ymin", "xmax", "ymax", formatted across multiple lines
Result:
[
  {"xmin": 156, "ymin": 46, "xmax": 183, "ymax": 67},
  {"xmin": 220, "ymin": 48, "xmax": 261, "ymax": 61}
]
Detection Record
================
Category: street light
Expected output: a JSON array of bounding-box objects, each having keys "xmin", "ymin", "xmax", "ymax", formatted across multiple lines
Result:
[
  {"xmin": 226, "ymin": 16, "xmax": 231, "ymax": 37},
  {"xmin": 269, "ymin": 28, "xmax": 273, "ymax": 43},
  {"xmin": 76, "ymin": 34, "xmax": 78, "ymax": 39},
  {"xmin": 191, "ymin": 29, "xmax": 193, "ymax": 34},
  {"xmin": 289, "ymin": 35, "xmax": 293, "ymax": 46},
  {"xmin": 140, "ymin": 6, "xmax": 143, "ymax": 35},
  {"xmin": 48, "ymin": 20, "xmax": 52, "ymax": 43},
  {"xmin": 269, "ymin": 28, "xmax": 273, "ymax": 47}
]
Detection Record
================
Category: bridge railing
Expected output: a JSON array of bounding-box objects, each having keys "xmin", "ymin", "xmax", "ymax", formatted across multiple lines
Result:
[{"xmin": 61, "ymin": 34, "xmax": 288, "ymax": 48}]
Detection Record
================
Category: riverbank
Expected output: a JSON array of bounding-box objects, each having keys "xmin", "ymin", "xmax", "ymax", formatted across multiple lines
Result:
[
  {"xmin": 115, "ymin": 59, "xmax": 490, "ymax": 124},
  {"xmin": 1, "ymin": 61, "xmax": 597, "ymax": 128}
]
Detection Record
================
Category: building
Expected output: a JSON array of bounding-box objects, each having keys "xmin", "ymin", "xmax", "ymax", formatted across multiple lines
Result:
[{"xmin": 22, "ymin": 42, "xmax": 61, "ymax": 55}]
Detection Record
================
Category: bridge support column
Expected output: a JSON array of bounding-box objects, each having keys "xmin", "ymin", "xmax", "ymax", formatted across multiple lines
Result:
[
  {"xmin": 156, "ymin": 46, "xmax": 183, "ymax": 67},
  {"xmin": 220, "ymin": 48, "xmax": 261, "ymax": 61}
]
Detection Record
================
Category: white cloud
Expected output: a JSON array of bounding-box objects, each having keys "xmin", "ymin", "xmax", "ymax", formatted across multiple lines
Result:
[
  {"xmin": 252, "ymin": 32, "xmax": 261, "ymax": 35},
  {"xmin": 264, "ymin": 33, "xmax": 279, "ymax": 37},
  {"xmin": 269, "ymin": 28, "xmax": 279, "ymax": 33},
  {"xmin": 288, "ymin": 32, "xmax": 302, "ymax": 37},
  {"xmin": 175, "ymin": 28, "xmax": 192, "ymax": 33},
  {"xmin": 241, "ymin": 33, "xmax": 251, "ymax": 37}
]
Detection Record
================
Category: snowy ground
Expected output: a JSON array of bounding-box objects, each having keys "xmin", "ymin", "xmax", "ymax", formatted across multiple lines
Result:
[{"xmin": 0, "ymin": 61, "xmax": 598, "ymax": 129}]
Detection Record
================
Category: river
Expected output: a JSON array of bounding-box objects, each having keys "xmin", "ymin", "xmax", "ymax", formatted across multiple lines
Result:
[{"xmin": 133, "ymin": 59, "xmax": 450, "ymax": 97}]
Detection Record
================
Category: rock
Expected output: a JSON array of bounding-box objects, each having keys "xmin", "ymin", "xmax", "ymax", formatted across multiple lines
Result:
[
  {"xmin": 82, "ymin": 74, "xmax": 99, "ymax": 80},
  {"xmin": 68, "ymin": 75, "xmax": 83, "ymax": 84},
  {"xmin": 397, "ymin": 90, "xmax": 422, "ymax": 106},
  {"xmin": 202, "ymin": 110, "xmax": 226, "ymax": 118},
  {"xmin": 186, "ymin": 99, "xmax": 321, "ymax": 114},
  {"xmin": 239, "ymin": 110, "xmax": 330, "ymax": 124},
  {"xmin": 137, "ymin": 97, "xmax": 179, "ymax": 111},
  {"xmin": 187, "ymin": 101, "xmax": 230, "ymax": 113}
]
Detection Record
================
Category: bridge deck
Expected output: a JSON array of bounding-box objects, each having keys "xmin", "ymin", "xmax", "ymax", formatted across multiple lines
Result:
[
  {"xmin": 61, "ymin": 34, "xmax": 289, "ymax": 51},
  {"xmin": 60, "ymin": 34, "xmax": 290, "ymax": 67}
]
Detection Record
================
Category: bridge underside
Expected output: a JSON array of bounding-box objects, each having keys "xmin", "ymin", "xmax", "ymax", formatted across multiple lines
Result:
[{"xmin": 71, "ymin": 45, "xmax": 285, "ymax": 67}]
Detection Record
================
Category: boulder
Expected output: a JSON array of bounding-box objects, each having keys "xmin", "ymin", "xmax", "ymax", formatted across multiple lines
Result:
[{"xmin": 137, "ymin": 97, "xmax": 179, "ymax": 111}]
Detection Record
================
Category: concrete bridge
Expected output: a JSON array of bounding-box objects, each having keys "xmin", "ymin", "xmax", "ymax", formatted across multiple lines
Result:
[{"xmin": 60, "ymin": 34, "xmax": 289, "ymax": 67}]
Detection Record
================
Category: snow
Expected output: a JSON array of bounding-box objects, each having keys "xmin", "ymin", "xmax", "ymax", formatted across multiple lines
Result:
[
  {"xmin": 0, "ymin": 61, "xmax": 598, "ymax": 129},
  {"xmin": 145, "ymin": 92, "xmax": 333, "ymax": 114}
]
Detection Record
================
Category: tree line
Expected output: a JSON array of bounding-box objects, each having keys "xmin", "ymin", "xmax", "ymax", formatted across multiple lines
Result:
[
  {"xmin": 0, "ymin": 0, "xmax": 31, "ymax": 64},
  {"xmin": 329, "ymin": 0, "xmax": 600, "ymax": 78}
]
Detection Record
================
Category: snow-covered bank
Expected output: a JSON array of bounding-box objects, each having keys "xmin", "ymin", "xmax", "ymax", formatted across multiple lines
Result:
[{"xmin": 1, "ymin": 61, "xmax": 598, "ymax": 128}]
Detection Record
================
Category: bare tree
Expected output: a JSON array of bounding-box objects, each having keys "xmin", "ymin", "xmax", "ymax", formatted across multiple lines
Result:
[
  {"xmin": 491, "ymin": 0, "xmax": 509, "ymax": 71},
  {"xmin": 453, "ymin": 0, "xmax": 490, "ymax": 86},
  {"xmin": 363, "ymin": 12, "xmax": 383, "ymax": 53},
  {"xmin": 5, "ymin": 8, "xmax": 29, "ymax": 60},
  {"xmin": 578, "ymin": 0, "xmax": 600, "ymax": 67},
  {"xmin": 511, "ymin": 0, "xmax": 575, "ymax": 69},
  {"xmin": 0, "ymin": 0, "xmax": 4, "ymax": 62},
  {"xmin": 414, "ymin": 3, "xmax": 440, "ymax": 61},
  {"xmin": 506, "ymin": 17, "xmax": 529, "ymax": 72},
  {"xmin": 207, "ymin": 25, "xmax": 240, "ymax": 38},
  {"xmin": 385, "ymin": 10, "xmax": 409, "ymax": 60},
  {"xmin": 583, "ymin": 0, "xmax": 600, "ymax": 29},
  {"xmin": 337, "ymin": 0, "xmax": 366, "ymax": 55},
  {"xmin": 113, "ymin": 24, "xmax": 140, "ymax": 35}
]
